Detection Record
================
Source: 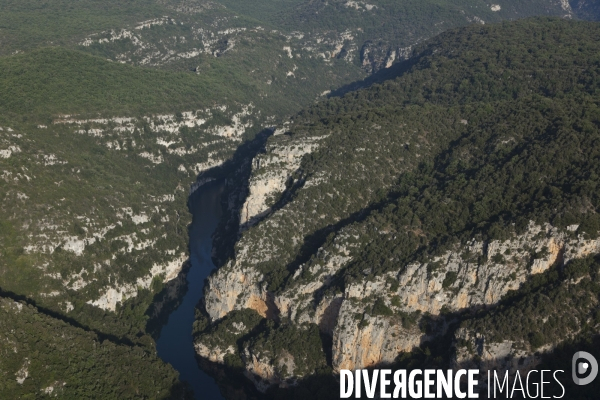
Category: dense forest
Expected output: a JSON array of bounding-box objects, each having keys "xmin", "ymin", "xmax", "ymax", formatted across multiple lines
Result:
[
  {"xmin": 1, "ymin": 0, "xmax": 600, "ymax": 398},
  {"xmin": 229, "ymin": 17, "xmax": 600, "ymax": 293},
  {"xmin": 197, "ymin": 17, "xmax": 600, "ymax": 399}
]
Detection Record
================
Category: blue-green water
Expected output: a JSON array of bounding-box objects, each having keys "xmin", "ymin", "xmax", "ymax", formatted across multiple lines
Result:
[{"xmin": 156, "ymin": 182, "xmax": 225, "ymax": 400}]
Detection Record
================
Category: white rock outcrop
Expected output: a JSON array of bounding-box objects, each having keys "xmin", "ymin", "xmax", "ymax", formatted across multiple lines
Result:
[
  {"xmin": 87, "ymin": 253, "xmax": 187, "ymax": 311},
  {"xmin": 330, "ymin": 222, "xmax": 600, "ymax": 372},
  {"xmin": 240, "ymin": 135, "xmax": 327, "ymax": 227},
  {"xmin": 199, "ymin": 220, "xmax": 600, "ymax": 385}
]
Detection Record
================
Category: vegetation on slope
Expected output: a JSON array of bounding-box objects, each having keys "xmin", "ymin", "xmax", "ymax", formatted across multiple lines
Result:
[
  {"xmin": 0, "ymin": 116, "xmax": 197, "ymax": 397},
  {"xmin": 1, "ymin": 0, "xmax": 599, "ymax": 397},
  {"xmin": 200, "ymin": 17, "xmax": 600, "ymax": 398},
  {"xmin": 0, "ymin": 47, "xmax": 254, "ymax": 118},
  {"xmin": 0, "ymin": 0, "xmax": 167, "ymax": 55},
  {"xmin": 0, "ymin": 16, "xmax": 252, "ymax": 398},
  {"xmin": 461, "ymin": 255, "xmax": 600, "ymax": 352},
  {"xmin": 0, "ymin": 296, "xmax": 189, "ymax": 399},
  {"xmin": 216, "ymin": 0, "xmax": 572, "ymax": 47},
  {"xmin": 238, "ymin": 17, "xmax": 600, "ymax": 289}
]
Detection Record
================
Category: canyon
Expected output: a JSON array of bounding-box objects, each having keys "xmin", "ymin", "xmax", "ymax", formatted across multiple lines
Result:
[
  {"xmin": 2, "ymin": 1, "xmax": 600, "ymax": 399},
  {"xmin": 192, "ymin": 18, "xmax": 600, "ymax": 396}
]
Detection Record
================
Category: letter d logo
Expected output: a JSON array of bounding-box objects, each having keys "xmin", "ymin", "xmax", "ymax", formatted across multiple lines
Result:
[{"xmin": 573, "ymin": 351, "xmax": 598, "ymax": 385}]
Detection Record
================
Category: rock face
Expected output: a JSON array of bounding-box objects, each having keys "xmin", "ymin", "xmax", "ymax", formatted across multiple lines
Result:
[
  {"xmin": 193, "ymin": 19, "xmax": 600, "ymax": 394},
  {"xmin": 451, "ymin": 253, "xmax": 600, "ymax": 387},
  {"xmin": 204, "ymin": 259, "xmax": 267, "ymax": 321},
  {"xmin": 202, "ymin": 91, "xmax": 445, "ymax": 329},
  {"xmin": 333, "ymin": 299, "xmax": 422, "ymax": 371},
  {"xmin": 240, "ymin": 134, "xmax": 326, "ymax": 227},
  {"xmin": 198, "ymin": 133, "xmax": 600, "ymax": 387},
  {"xmin": 2, "ymin": 101, "xmax": 259, "ymax": 319},
  {"xmin": 195, "ymin": 105, "xmax": 600, "ymax": 378},
  {"xmin": 195, "ymin": 92, "xmax": 600, "ymax": 394},
  {"xmin": 197, "ymin": 126, "xmax": 600, "ymax": 385},
  {"xmin": 452, "ymin": 328, "xmax": 543, "ymax": 388},
  {"xmin": 329, "ymin": 222, "xmax": 600, "ymax": 373},
  {"xmin": 203, "ymin": 129, "xmax": 330, "ymax": 322},
  {"xmin": 195, "ymin": 341, "xmax": 235, "ymax": 364}
]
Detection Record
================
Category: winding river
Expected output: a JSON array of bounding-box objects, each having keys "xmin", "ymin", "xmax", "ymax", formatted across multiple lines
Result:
[{"xmin": 156, "ymin": 181, "xmax": 225, "ymax": 400}]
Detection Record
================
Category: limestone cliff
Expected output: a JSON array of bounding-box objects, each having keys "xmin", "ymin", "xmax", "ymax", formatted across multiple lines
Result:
[
  {"xmin": 193, "ymin": 19, "xmax": 600, "ymax": 394},
  {"xmin": 451, "ymin": 253, "xmax": 600, "ymax": 385},
  {"xmin": 240, "ymin": 133, "xmax": 326, "ymax": 228},
  {"xmin": 200, "ymin": 209, "xmax": 600, "ymax": 387},
  {"xmin": 87, "ymin": 252, "xmax": 188, "ymax": 311}
]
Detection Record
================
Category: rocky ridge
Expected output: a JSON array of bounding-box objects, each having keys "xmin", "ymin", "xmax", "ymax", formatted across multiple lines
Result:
[
  {"xmin": 0, "ymin": 101, "xmax": 260, "ymax": 316},
  {"xmin": 198, "ymin": 217, "xmax": 600, "ymax": 390},
  {"xmin": 193, "ymin": 19, "xmax": 600, "ymax": 393},
  {"xmin": 331, "ymin": 222, "xmax": 598, "ymax": 372},
  {"xmin": 240, "ymin": 132, "xmax": 328, "ymax": 228}
]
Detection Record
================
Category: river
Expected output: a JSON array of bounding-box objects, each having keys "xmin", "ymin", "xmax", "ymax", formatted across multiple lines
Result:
[{"xmin": 156, "ymin": 181, "xmax": 225, "ymax": 400}]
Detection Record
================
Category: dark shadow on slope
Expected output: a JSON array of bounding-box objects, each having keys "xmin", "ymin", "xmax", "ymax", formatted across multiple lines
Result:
[
  {"xmin": 280, "ymin": 188, "xmax": 400, "ymax": 291},
  {"xmin": 267, "ymin": 121, "xmax": 468, "ymax": 298},
  {"xmin": 537, "ymin": 335, "xmax": 600, "ymax": 399},
  {"xmin": 196, "ymin": 46, "xmax": 432, "ymax": 277},
  {"xmin": 196, "ymin": 355, "xmax": 340, "ymax": 400},
  {"xmin": 204, "ymin": 56, "xmax": 426, "ymax": 237},
  {"xmin": 191, "ymin": 128, "xmax": 275, "ymax": 192},
  {"xmin": 319, "ymin": 330, "xmax": 334, "ymax": 367},
  {"xmin": 193, "ymin": 257, "xmax": 595, "ymax": 400},
  {"xmin": 327, "ymin": 52, "xmax": 421, "ymax": 99},
  {"xmin": 0, "ymin": 287, "xmax": 137, "ymax": 347},
  {"xmin": 298, "ymin": 183, "xmax": 576, "ymax": 369},
  {"xmin": 194, "ymin": 128, "xmax": 274, "ymax": 268},
  {"xmin": 195, "ymin": 357, "xmax": 264, "ymax": 400},
  {"xmin": 147, "ymin": 178, "xmax": 228, "ymax": 340},
  {"xmin": 145, "ymin": 260, "xmax": 192, "ymax": 340},
  {"xmin": 166, "ymin": 380, "xmax": 195, "ymax": 400}
]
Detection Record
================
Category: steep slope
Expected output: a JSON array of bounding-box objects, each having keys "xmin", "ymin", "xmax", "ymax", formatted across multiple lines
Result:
[
  {"xmin": 0, "ymin": 295, "xmax": 188, "ymax": 398},
  {"xmin": 3, "ymin": 1, "xmax": 597, "ymax": 121},
  {"xmin": 0, "ymin": 48, "xmax": 263, "ymax": 397},
  {"xmin": 453, "ymin": 255, "xmax": 600, "ymax": 398},
  {"xmin": 247, "ymin": 0, "xmax": 577, "ymax": 72},
  {"xmin": 60, "ymin": 0, "xmax": 581, "ymax": 75},
  {"xmin": 196, "ymin": 17, "xmax": 600, "ymax": 396},
  {"xmin": 10, "ymin": 0, "xmax": 591, "ymax": 120}
]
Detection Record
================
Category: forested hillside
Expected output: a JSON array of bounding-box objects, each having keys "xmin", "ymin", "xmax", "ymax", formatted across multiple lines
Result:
[
  {"xmin": 0, "ymin": 50, "xmax": 239, "ymax": 398},
  {"xmin": 197, "ymin": 17, "xmax": 600, "ymax": 398},
  {"xmin": 0, "ymin": 296, "xmax": 189, "ymax": 398},
  {"xmin": 2, "ymin": 0, "xmax": 600, "ymax": 398}
]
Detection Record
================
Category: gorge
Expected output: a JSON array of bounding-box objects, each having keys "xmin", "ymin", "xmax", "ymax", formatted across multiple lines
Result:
[
  {"xmin": 2, "ymin": 2, "xmax": 600, "ymax": 399},
  {"xmin": 156, "ymin": 181, "xmax": 225, "ymax": 399}
]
